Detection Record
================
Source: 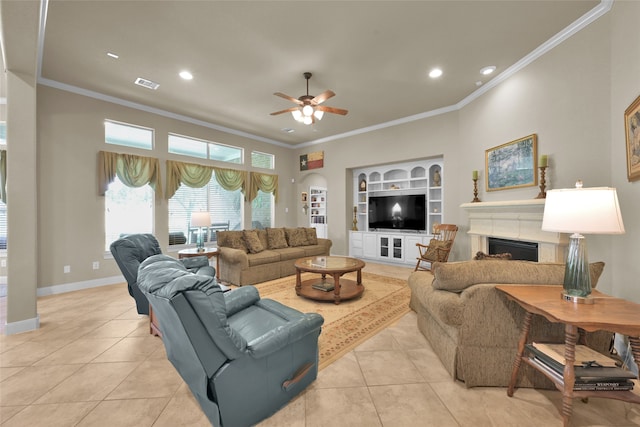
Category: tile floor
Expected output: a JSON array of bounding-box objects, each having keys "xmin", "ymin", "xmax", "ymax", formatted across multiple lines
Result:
[{"xmin": 1, "ymin": 262, "xmax": 640, "ymax": 426}]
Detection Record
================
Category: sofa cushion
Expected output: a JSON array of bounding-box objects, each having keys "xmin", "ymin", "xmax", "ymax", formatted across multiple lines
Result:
[
  {"xmin": 218, "ymin": 231, "xmax": 248, "ymax": 253},
  {"xmin": 304, "ymin": 227, "xmax": 318, "ymax": 245},
  {"xmin": 432, "ymin": 260, "xmax": 605, "ymax": 293},
  {"xmin": 423, "ymin": 239, "xmax": 452, "ymax": 262},
  {"xmin": 247, "ymin": 250, "xmax": 281, "ymax": 266},
  {"xmin": 276, "ymin": 247, "xmax": 306, "ymax": 261},
  {"xmin": 266, "ymin": 228, "xmax": 288, "ymax": 249},
  {"xmin": 284, "ymin": 228, "xmax": 308, "ymax": 247},
  {"xmin": 243, "ymin": 230, "xmax": 264, "ymax": 254}
]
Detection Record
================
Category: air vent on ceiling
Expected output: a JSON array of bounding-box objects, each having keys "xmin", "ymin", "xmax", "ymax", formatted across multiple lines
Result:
[{"xmin": 134, "ymin": 77, "xmax": 160, "ymax": 90}]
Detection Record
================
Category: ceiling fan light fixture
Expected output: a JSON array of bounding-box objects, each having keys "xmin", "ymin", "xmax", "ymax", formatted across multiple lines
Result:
[
  {"xmin": 302, "ymin": 105, "xmax": 314, "ymax": 117},
  {"xmin": 291, "ymin": 109, "xmax": 303, "ymax": 121},
  {"xmin": 303, "ymin": 116, "xmax": 313, "ymax": 125},
  {"xmin": 314, "ymin": 110, "xmax": 324, "ymax": 120}
]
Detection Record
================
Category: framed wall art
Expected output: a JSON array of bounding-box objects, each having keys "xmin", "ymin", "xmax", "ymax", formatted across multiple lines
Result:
[
  {"xmin": 624, "ymin": 94, "xmax": 640, "ymax": 182},
  {"xmin": 485, "ymin": 134, "xmax": 537, "ymax": 191}
]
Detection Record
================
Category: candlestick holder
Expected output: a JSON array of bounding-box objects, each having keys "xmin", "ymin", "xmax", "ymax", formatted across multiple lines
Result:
[
  {"xmin": 352, "ymin": 206, "xmax": 358, "ymax": 231},
  {"xmin": 472, "ymin": 178, "xmax": 481, "ymax": 203},
  {"xmin": 535, "ymin": 166, "xmax": 548, "ymax": 199}
]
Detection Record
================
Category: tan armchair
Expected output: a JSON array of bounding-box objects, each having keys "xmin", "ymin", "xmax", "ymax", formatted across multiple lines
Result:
[{"xmin": 414, "ymin": 224, "xmax": 458, "ymax": 271}]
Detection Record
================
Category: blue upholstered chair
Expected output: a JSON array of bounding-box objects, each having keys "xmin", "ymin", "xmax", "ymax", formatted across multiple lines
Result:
[
  {"xmin": 110, "ymin": 233, "xmax": 216, "ymax": 315},
  {"xmin": 138, "ymin": 254, "xmax": 324, "ymax": 427}
]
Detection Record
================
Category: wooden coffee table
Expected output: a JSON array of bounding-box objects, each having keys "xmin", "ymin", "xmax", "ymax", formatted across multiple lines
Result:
[{"xmin": 295, "ymin": 256, "xmax": 365, "ymax": 305}]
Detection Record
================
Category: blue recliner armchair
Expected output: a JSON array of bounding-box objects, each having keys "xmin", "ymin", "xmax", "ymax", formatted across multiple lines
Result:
[
  {"xmin": 138, "ymin": 254, "xmax": 324, "ymax": 427},
  {"xmin": 110, "ymin": 233, "xmax": 216, "ymax": 315}
]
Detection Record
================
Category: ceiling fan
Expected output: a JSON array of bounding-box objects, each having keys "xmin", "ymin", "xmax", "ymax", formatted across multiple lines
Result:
[{"xmin": 270, "ymin": 72, "xmax": 348, "ymax": 125}]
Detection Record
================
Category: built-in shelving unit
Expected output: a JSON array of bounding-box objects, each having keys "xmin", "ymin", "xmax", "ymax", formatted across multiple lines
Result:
[
  {"xmin": 350, "ymin": 158, "xmax": 444, "ymax": 266},
  {"xmin": 309, "ymin": 186, "xmax": 327, "ymax": 238}
]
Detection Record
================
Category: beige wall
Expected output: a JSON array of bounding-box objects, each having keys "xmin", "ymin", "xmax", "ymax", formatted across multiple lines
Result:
[{"xmin": 36, "ymin": 86, "xmax": 297, "ymax": 288}]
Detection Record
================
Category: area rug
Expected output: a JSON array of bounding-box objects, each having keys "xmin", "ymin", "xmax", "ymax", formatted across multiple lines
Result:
[{"xmin": 253, "ymin": 271, "xmax": 412, "ymax": 370}]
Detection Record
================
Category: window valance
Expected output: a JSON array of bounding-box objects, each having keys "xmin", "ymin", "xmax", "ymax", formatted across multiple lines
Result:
[
  {"xmin": 98, "ymin": 151, "xmax": 162, "ymax": 198},
  {"xmin": 247, "ymin": 172, "xmax": 278, "ymax": 203},
  {"xmin": 165, "ymin": 160, "xmax": 248, "ymax": 199}
]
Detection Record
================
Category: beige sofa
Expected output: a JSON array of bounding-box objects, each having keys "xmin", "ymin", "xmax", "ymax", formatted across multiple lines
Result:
[
  {"xmin": 217, "ymin": 227, "xmax": 332, "ymax": 286},
  {"xmin": 408, "ymin": 260, "xmax": 612, "ymax": 388}
]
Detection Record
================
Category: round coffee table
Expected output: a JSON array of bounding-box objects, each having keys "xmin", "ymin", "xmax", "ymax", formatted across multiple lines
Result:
[{"xmin": 294, "ymin": 256, "xmax": 365, "ymax": 305}]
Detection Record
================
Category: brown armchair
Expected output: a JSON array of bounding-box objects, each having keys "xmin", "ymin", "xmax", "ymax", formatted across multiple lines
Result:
[{"xmin": 414, "ymin": 224, "xmax": 458, "ymax": 271}]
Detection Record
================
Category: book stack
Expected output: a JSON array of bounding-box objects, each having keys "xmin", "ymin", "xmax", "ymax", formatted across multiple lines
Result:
[
  {"xmin": 311, "ymin": 281, "xmax": 335, "ymax": 292},
  {"xmin": 526, "ymin": 342, "xmax": 637, "ymax": 391}
]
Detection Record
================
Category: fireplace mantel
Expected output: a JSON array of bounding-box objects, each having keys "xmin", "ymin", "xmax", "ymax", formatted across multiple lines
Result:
[{"xmin": 461, "ymin": 199, "xmax": 568, "ymax": 262}]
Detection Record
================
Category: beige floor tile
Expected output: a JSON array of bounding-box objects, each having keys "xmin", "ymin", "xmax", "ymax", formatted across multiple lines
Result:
[
  {"xmin": 0, "ymin": 405, "xmax": 26, "ymax": 424},
  {"xmin": 258, "ymin": 393, "xmax": 306, "ymax": 427},
  {"xmin": 127, "ymin": 323, "xmax": 155, "ymax": 337},
  {"xmin": 305, "ymin": 387, "xmax": 381, "ymax": 427},
  {"xmin": 311, "ymin": 351, "xmax": 366, "ymax": 389},
  {"xmin": 354, "ymin": 329, "xmax": 404, "ymax": 352},
  {"xmin": 368, "ymin": 383, "xmax": 459, "ymax": 427},
  {"xmin": 0, "ymin": 340, "xmax": 67, "ymax": 367},
  {"xmin": 0, "ymin": 364, "xmax": 82, "ymax": 406},
  {"xmin": 153, "ymin": 383, "xmax": 211, "ymax": 427},
  {"xmin": 0, "ymin": 334, "xmax": 30, "ymax": 354},
  {"xmin": 88, "ymin": 319, "xmax": 147, "ymax": 338},
  {"xmin": 0, "ymin": 366, "xmax": 24, "ymax": 382},
  {"xmin": 76, "ymin": 398, "xmax": 169, "ymax": 427},
  {"xmin": 356, "ymin": 350, "xmax": 425, "ymax": 386},
  {"xmin": 1, "ymin": 401, "xmax": 98, "ymax": 427},
  {"xmin": 35, "ymin": 361, "xmax": 139, "ymax": 404},
  {"xmin": 33, "ymin": 337, "xmax": 120, "ymax": 366},
  {"xmin": 105, "ymin": 358, "xmax": 183, "ymax": 400},
  {"xmin": 406, "ymin": 348, "xmax": 452, "ymax": 382},
  {"xmin": 91, "ymin": 336, "xmax": 162, "ymax": 363}
]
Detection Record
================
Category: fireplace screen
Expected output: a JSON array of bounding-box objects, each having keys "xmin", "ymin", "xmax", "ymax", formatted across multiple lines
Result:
[{"xmin": 488, "ymin": 238, "xmax": 538, "ymax": 262}]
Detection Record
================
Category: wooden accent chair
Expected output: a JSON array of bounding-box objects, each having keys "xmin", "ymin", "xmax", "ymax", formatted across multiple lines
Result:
[{"xmin": 414, "ymin": 224, "xmax": 458, "ymax": 272}]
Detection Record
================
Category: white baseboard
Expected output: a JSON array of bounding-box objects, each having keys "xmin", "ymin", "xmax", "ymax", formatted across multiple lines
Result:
[
  {"xmin": 37, "ymin": 275, "xmax": 125, "ymax": 296},
  {"xmin": 5, "ymin": 314, "xmax": 40, "ymax": 335}
]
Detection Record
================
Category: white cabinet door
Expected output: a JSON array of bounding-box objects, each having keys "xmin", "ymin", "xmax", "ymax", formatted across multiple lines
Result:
[
  {"xmin": 404, "ymin": 235, "xmax": 425, "ymax": 265},
  {"xmin": 363, "ymin": 233, "xmax": 377, "ymax": 258},
  {"xmin": 350, "ymin": 231, "xmax": 363, "ymax": 257}
]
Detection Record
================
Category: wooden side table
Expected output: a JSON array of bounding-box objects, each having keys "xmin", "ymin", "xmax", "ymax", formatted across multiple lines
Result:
[
  {"xmin": 178, "ymin": 247, "xmax": 220, "ymax": 280},
  {"xmin": 497, "ymin": 284, "xmax": 640, "ymax": 427}
]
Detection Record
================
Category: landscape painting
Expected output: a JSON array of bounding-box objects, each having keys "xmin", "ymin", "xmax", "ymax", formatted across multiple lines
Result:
[{"xmin": 485, "ymin": 134, "xmax": 537, "ymax": 191}]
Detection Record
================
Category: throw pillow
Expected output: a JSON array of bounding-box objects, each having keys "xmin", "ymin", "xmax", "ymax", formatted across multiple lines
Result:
[
  {"xmin": 473, "ymin": 251, "xmax": 512, "ymax": 260},
  {"xmin": 285, "ymin": 228, "xmax": 307, "ymax": 247},
  {"xmin": 423, "ymin": 239, "xmax": 452, "ymax": 262},
  {"xmin": 243, "ymin": 230, "xmax": 264, "ymax": 254},
  {"xmin": 217, "ymin": 231, "xmax": 248, "ymax": 253},
  {"xmin": 304, "ymin": 227, "xmax": 318, "ymax": 245},
  {"xmin": 266, "ymin": 228, "xmax": 288, "ymax": 249}
]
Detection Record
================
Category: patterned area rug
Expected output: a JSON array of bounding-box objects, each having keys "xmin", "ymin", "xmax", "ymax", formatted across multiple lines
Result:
[{"xmin": 253, "ymin": 271, "xmax": 412, "ymax": 370}]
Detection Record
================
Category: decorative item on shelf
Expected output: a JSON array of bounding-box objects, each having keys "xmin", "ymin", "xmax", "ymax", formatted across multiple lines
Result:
[
  {"xmin": 359, "ymin": 179, "xmax": 367, "ymax": 192},
  {"xmin": 352, "ymin": 206, "xmax": 358, "ymax": 231},
  {"xmin": 536, "ymin": 154, "xmax": 548, "ymax": 199},
  {"xmin": 433, "ymin": 168, "xmax": 441, "ymax": 186},
  {"xmin": 190, "ymin": 211, "xmax": 210, "ymax": 252},
  {"xmin": 471, "ymin": 170, "xmax": 481, "ymax": 203},
  {"xmin": 542, "ymin": 180, "xmax": 625, "ymax": 304}
]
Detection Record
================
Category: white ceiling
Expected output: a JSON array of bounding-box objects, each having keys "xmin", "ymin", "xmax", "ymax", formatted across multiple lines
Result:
[{"xmin": 38, "ymin": 0, "xmax": 604, "ymax": 147}]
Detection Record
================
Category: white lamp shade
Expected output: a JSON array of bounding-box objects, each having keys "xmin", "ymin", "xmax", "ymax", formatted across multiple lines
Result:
[
  {"xmin": 291, "ymin": 110, "xmax": 303, "ymax": 121},
  {"xmin": 302, "ymin": 105, "xmax": 314, "ymax": 117},
  {"xmin": 190, "ymin": 211, "xmax": 210, "ymax": 227},
  {"xmin": 542, "ymin": 187, "xmax": 625, "ymax": 234},
  {"xmin": 314, "ymin": 110, "xmax": 324, "ymax": 120}
]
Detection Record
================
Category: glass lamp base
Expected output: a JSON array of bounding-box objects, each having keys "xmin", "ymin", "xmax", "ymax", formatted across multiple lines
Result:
[
  {"xmin": 561, "ymin": 291, "xmax": 595, "ymax": 304},
  {"xmin": 563, "ymin": 233, "xmax": 592, "ymax": 300}
]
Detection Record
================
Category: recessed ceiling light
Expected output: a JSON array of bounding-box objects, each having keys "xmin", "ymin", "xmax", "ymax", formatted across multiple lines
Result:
[
  {"xmin": 281, "ymin": 128, "xmax": 295, "ymax": 134},
  {"xmin": 134, "ymin": 77, "xmax": 160, "ymax": 90},
  {"xmin": 480, "ymin": 66, "xmax": 496, "ymax": 76},
  {"xmin": 179, "ymin": 70, "xmax": 193, "ymax": 80},
  {"xmin": 475, "ymin": 81, "xmax": 483, "ymax": 87},
  {"xmin": 107, "ymin": 52, "xmax": 119, "ymax": 59},
  {"xmin": 429, "ymin": 68, "xmax": 443, "ymax": 78}
]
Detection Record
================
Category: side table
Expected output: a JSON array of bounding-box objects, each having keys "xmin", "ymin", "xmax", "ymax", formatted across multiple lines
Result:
[
  {"xmin": 496, "ymin": 284, "xmax": 640, "ymax": 427},
  {"xmin": 178, "ymin": 247, "xmax": 220, "ymax": 280}
]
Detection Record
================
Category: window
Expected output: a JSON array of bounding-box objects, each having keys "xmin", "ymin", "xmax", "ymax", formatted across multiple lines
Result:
[
  {"xmin": 104, "ymin": 177, "xmax": 154, "ymax": 250},
  {"xmin": 251, "ymin": 151, "xmax": 274, "ymax": 169},
  {"xmin": 169, "ymin": 133, "xmax": 243, "ymax": 164},
  {"xmin": 168, "ymin": 174, "xmax": 242, "ymax": 245},
  {"xmin": 105, "ymin": 120, "xmax": 153, "ymax": 150},
  {"xmin": 251, "ymin": 190, "xmax": 273, "ymax": 229},
  {"xmin": 0, "ymin": 201, "xmax": 6, "ymax": 251},
  {"xmin": 0, "ymin": 122, "xmax": 6, "ymax": 146}
]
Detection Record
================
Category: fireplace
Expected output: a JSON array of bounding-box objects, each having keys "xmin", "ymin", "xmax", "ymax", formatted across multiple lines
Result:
[
  {"xmin": 461, "ymin": 199, "xmax": 568, "ymax": 263},
  {"xmin": 488, "ymin": 237, "xmax": 538, "ymax": 261}
]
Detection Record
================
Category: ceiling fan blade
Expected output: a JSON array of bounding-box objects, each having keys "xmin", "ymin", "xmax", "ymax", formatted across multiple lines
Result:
[
  {"xmin": 270, "ymin": 107, "xmax": 300, "ymax": 116},
  {"xmin": 316, "ymin": 105, "xmax": 348, "ymax": 115},
  {"xmin": 274, "ymin": 92, "xmax": 303, "ymax": 105},
  {"xmin": 311, "ymin": 90, "xmax": 335, "ymax": 105}
]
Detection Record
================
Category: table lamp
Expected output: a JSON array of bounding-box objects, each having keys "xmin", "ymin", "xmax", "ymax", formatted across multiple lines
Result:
[
  {"xmin": 190, "ymin": 211, "xmax": 211, "ymax": 252},
  {"xmin": 541, "ymin": 181, "xmax": 625, "ymax": 303}
]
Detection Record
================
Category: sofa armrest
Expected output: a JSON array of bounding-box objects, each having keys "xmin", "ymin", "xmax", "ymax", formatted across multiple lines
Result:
[
  {"xmin": 246, "ymin": 313, "xmax": 324, "ymax": 358},
  {"xmin": 180, "ymin": 255, "xmax": 209, "ymax": 270},
  {"xmin": 219, "ymin": 247, "xmax": 249, "ymax": 268},
  {"xmin": 224, "ymin": 286, "xmax": 260, "ymax": 316},
  {"xmin": 317, "ymin": 238, "xmax": 332, "ymax": 252}
]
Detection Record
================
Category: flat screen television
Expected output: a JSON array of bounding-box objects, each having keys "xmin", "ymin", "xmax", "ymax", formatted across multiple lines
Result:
[{"xmin": 368, "ymin": 194, "xmax": 426, "ymax": 232}]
